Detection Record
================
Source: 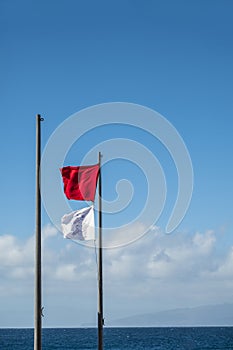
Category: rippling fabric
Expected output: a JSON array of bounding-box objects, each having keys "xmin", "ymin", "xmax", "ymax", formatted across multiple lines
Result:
[
  {"xmin": 61, "ymin": 206, "xmax": 95, "ymax": 241},
  {"xmin": 60, "ymin": 164, "xmax": 99, "ymax": 201}
]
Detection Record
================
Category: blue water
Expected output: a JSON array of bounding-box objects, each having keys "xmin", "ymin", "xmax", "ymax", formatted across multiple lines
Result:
[{"xmin": 1, "ymin": 327, "xmax": 233, "ymax": 349}]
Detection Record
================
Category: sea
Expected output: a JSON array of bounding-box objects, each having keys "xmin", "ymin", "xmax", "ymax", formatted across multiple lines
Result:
[{"xmin": 1, "ymin": 327, "xmax": 233, "ymax": 349}]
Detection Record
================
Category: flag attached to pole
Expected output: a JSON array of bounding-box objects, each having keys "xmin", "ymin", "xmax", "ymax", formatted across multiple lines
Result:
[
  {"xmin": 61, "ymin": 205, "xmax": 95, "ymax": 240},
  {"xmin": 60, "ymin": 164, "xmax": 99, "ymax": 201}
]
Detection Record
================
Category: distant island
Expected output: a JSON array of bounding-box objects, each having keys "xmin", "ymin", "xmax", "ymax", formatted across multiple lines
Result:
[{"xmin": 108, "ymin": 303, "xmax": 233, "ymax": 327}]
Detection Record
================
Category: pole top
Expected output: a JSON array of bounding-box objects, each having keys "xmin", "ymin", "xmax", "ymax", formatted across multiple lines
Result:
[{"xmin": 36, "ymin": 114, "xmax": 44, "ymax": 122}]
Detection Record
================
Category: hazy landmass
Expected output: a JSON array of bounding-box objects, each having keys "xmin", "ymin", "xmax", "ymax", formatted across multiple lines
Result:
[{"xmin": 108, "ymin": 304, "xmax": 233, "ymax": 327}]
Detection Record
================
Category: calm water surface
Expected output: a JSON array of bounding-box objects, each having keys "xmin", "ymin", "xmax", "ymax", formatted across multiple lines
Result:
[{"xmin": 1, "ymin": 327, "xmax": 233, "ymax": 349}]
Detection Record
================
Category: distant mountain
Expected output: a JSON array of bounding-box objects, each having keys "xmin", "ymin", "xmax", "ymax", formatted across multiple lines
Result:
[{"xmin": 109, "ymin": 303, "xmax": 233, "ymax": 327}]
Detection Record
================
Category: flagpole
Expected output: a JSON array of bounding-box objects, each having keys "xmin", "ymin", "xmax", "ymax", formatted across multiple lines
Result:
[
  {"xmin": 98, "ymin": 152, "xmax": 104, "ymax": 350},
  {"xmin": 34, "ymin": 114, "xmax": 43, "ymax": 350}
]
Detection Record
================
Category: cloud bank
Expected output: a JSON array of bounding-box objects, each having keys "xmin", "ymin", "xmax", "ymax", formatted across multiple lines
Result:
[{"xmin": 0, "ymin": 224, "xmax": 232, "ymax": 326}]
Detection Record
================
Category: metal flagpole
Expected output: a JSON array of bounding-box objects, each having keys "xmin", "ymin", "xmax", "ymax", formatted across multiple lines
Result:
[
  {"xmin": 98, "ymin": 152, "xmax": 104, "ymax": 350},
  {"xmin": 34, "ymin": 114, "xmax": 43, "ymax": 350}
]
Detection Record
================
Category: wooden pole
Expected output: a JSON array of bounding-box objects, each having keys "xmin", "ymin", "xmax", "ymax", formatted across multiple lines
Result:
[
  {"xmin": 98, "ymin": 152, "xmax": 104, "ymax": 350},
  {"xmin": 34, "ymin": 114, "xmax": 43, "ymax": 350}
]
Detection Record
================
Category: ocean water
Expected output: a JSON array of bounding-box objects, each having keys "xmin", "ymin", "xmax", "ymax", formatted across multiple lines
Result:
[{"xmin": 1, "ymin": 327, "xmax": 233, "ymax": 349}]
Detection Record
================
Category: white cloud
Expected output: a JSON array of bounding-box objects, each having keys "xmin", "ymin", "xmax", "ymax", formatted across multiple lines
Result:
[
  {"xmin": 1, "ymin": 223, "xmax": 233, "ymax": 326},
  {"xmin": 0, "ymin": 234, "xmax": 34, "ymax": 276},
  {"xmin": 0, "ymin": 225, "xmax": 229, "ymax": 287},
  {"xmin": 42, "ymin": 223, "xmax": 59, "ymax": 239},
  {"xmin": 10, "ymin": 266, "xmax": 34, "ymax": 279},
  {"xmin": 105, "ymin": 227, "xmax": 218, "ymax": 282},
  {"xmin": 210, "ymin": 246, "xmax": 233, "ymax": 279},
  {"xmin": 192, "ymin": 230, "xmax": 216, "ymax": 254},
  {"xmin": 102, "ymin": 226, "xmax": 233, "ymax": 311},
  {"xmin": 55, "ymin": 263, "xmax": 77, "ymax": 281}
]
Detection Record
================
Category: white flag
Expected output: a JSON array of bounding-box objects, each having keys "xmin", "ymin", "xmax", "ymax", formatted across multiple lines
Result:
[{"xmin": 61, "ymin": 206, "xmax": 95, "ymax": 241}]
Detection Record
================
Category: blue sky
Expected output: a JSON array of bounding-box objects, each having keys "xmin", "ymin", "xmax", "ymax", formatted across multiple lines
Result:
[{"xmin": 0, "ymin": 0, "xmax": 233, "ymax": 327}]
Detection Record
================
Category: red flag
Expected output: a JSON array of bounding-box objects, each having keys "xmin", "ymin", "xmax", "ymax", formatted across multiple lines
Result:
[{"xmin": 60, "ymin": 164, "xmax": 99, "ymax": 201}]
